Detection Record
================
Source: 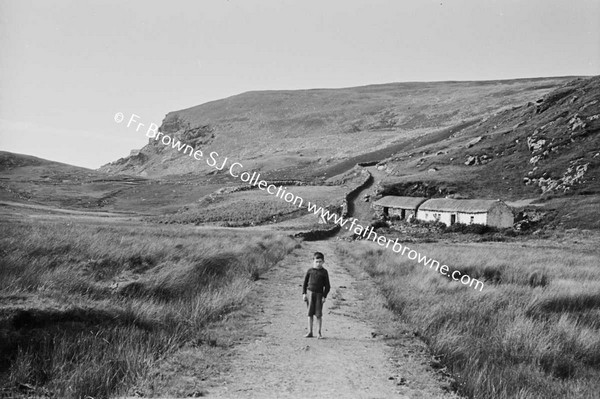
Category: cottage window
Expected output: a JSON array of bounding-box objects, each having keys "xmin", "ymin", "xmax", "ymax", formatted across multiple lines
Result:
[{"xmin": 470, "ymin": 215, "xmax": 474, "ymax": 224}]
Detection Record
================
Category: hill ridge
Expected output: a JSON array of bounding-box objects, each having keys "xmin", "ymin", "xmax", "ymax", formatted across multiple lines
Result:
[{"xmin": 99, "ymin": 77, "xmax": 574, "ymax": 178}]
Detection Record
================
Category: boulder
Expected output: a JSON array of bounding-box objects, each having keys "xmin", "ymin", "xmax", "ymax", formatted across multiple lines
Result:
[
  {"xmin": 526, "ymin": 136, "xmax": 546, "ymax": 153},
  {"xmin": 464, "ymin": 155, "xmax": 478, "ymax": 166},
  {"xmin": 466, "ymin": 136, "xmax": 483, "ymax": 148},
  {"xmin": 530, "ymin": 155, "xmax": 542, "ymax": 165}
]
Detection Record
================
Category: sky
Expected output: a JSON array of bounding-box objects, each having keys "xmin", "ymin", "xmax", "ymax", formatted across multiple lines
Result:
[{"xmin": 0, "ymin": 0, "xmax": 599, "ymax": 169}]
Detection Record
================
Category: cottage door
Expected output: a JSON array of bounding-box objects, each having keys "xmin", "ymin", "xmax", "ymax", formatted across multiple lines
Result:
[{"xmin": 450, "ymin": 214, "xmax": 456, "ymax": 225}]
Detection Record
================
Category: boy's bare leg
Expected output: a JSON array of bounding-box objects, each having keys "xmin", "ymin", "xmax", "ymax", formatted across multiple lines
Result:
[
  {"xmin": 305, "ymin": 316, "xmax": 313, "ymax": 337},
  {"xmin": 317, "ymin": 317, "xmax": 322, "ymax": 338}
]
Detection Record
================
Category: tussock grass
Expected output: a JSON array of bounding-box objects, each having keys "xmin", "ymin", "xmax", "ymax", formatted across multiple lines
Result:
[
  {"xmin": 528, "ymin": 291, "xmax": 600, "ymax": 315},
  {"xmin": 0, "ymin": 220, "xmax": 296, "ymax": 398},
  {"xmin": 153, "ymin": 185, "xmax": 347, "ymax": 226},
  {"xmin": 337, "ymin": 240, "xmax": 600, "ymax": 398}
]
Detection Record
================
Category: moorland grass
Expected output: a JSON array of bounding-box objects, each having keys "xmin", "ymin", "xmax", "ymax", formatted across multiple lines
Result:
[
  {"xmin": 337, "ymin": 239, "xmax": 600, "ymax": 398},
  {"xmin": 0, "ymin": 219, "xmax": 296, "ymax": 398},
  {"xmin": 153, "ymin": 185, "xmax": 348, "ymax": 226}
]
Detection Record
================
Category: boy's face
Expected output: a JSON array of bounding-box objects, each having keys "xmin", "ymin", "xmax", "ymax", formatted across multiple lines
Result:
[{"xmin": 313, "ymin": 257, "xmax": 324, "ymax": 269}]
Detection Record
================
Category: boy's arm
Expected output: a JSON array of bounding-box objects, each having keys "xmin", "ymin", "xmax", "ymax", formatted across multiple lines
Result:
[
  {"xmin": 323, "ymin": 269, "xmax": 331, "ymax": 298},
  {"xmin": 302, "ymin": 269, "xmax": 310, "ymax": 295}
]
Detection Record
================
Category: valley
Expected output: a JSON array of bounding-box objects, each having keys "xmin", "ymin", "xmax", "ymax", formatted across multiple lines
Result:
[{"xmin": 1, "ymin": 75, "xmax": 600, "ymax": 398}]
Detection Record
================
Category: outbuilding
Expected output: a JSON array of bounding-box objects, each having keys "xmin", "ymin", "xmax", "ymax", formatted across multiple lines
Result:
[
  {"xmin": 372, "ymin": 196, "xmax": 428, "ymax": 221},
  {"xmin": 416, "ymin": 198, "xmax": 513, "ymax": 228}
]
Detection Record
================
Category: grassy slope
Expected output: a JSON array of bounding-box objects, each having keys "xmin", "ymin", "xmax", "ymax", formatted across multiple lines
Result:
[
  {"xmin": 151, "ymin": 185, "xmax": 349, "ymax": 227},
  {"xmin": 8, "ymin": 76, "xmax": 596, "ymax": 228},
  {"xmin": 0, "ymin": 151, "xmax": 235, "ymax": 216},
  {"xmin": 0, "ymin": 218, "xmax": 297, "ymax": 398},
  {"xmin": 0, "ymin": 151, "xmax": 367, "ymax": 229},
  {"xmin": 376, "ymin": 76, "xmax": 600, "ymax": 229},
  {"xmin": 337, "ymin": 232, "xmax": 600, "ymax": 399},
  {"xmin": 99, "ymin": 77, "xmax": 573, "ymax": 178}
]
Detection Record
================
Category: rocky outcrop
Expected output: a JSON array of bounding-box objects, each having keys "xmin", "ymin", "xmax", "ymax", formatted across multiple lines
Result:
[
  {"xmin": 466, "ymin": 136, "xmax": 483, "ymax": 148},
  {"xmin": 534, "ymin": 87, "xmax": 577, "ymax": 114},
  {"xmin": 376, "ymin": 180, "xmax": 455, "ymax": 198},
  {"xmin": 527, "ymin": 136, "xmax": 547, "ymax": 152},
  {"xmin": 514, "ymin": 77, "xmax": 600, "ymax": 194},
  {"xmin": 524, "ymin": 159, "xmax": 590, "ymax": 193},
  {"xmin": 99, "ymin": 115, "xmax": 216, "ymax": 176},
  {"xmin": 464, "ymin": 154, "xmax": 492, "ymax": 166}
]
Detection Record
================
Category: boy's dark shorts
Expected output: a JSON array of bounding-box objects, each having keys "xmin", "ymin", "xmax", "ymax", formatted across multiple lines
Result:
[{"xmin": 307, "ymin": 290, "xmax": 324, "ymax": 318}]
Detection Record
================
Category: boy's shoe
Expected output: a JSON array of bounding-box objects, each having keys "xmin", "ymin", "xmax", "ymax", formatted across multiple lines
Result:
[
  {"xmin": 317, "ymin": 334, "xmax": 323, "ymax": 339},
  {"xmin": 304, "ymin": 332, "xmax": 313, "ymax": 338}
]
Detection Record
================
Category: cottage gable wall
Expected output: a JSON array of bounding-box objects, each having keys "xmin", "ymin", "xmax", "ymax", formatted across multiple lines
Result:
[{"xmin": 487, "ymin": 202, "xmax": 514, "ymax": 228}]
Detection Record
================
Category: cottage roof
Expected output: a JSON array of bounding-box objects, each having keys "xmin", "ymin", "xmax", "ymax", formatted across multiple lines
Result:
[
  {"xmin": 373, "ymin": 196, "xmax": 428, "ymax": 209},
  {"xmin": 419, "ymin": 198, "xmax": 507, "ymax": 213}
]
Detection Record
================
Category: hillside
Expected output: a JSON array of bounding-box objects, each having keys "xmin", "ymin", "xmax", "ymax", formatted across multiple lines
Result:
[
  {"xmin": 5, "ymin": 76, "xmax": 599, "ymax": 230},
  {"xmin": 0, "ymin": 151, "xmax": 226, "ymax": 214},
  {"xmin": 375, "ymin": 76, "xmax": 600, "ymax": 228},
  {"xmin": 99, "ymin": 77, "xmax": 573, "ymax": 179}
]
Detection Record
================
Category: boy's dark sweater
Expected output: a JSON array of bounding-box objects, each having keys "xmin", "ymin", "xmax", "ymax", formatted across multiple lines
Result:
[{"xmin": 302, "ymin": 267, "xmax": 331, "ymax": 298}]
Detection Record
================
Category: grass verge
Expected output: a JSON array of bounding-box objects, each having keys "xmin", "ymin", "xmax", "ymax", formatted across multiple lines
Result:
[
  {"xmin": 0, "ymin": 219, "xmax": 296, "ymax": 398},
  {"xmin": 336, "ymin": 237, "xmax": 600, "ymax": 398}
]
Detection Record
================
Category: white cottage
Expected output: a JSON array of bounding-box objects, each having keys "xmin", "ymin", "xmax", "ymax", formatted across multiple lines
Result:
[{"xmin": 416, "ymin": 198, "xmax": 513, "ymax": 228}]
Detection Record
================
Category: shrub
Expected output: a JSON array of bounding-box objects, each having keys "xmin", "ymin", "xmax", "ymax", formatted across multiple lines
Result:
[
  {"xmin": 502, "ymin": 228, "xmax": 519, "ymax": 237},
  {"xmin": 528, "ymin": 292, "xmax": 600, "ymax": 315},
  {"xmin": 445, "ymin": 222, "xmax": 497, "ymax": 234},
  {"xmin": 408, "ymin": 218, "xmax": 446, "ymax": 230},
  {"xmin": 369, "ymin": 219, "xmax": 389, "ymax": 230},
  {"xmin": 528, "ymin": 270, "xmax": 549, "ymax": 288}
]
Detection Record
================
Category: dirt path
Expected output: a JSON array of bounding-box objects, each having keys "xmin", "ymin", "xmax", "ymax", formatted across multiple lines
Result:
[{"xmin": 204, "ymin": 241, "xmax": 458, "ymax": 398}]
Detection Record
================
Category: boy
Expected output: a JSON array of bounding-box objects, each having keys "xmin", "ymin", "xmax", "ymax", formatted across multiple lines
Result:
[{"xmin": 302, "ymin": 251, "xmax": 331, "ymax": 339}]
